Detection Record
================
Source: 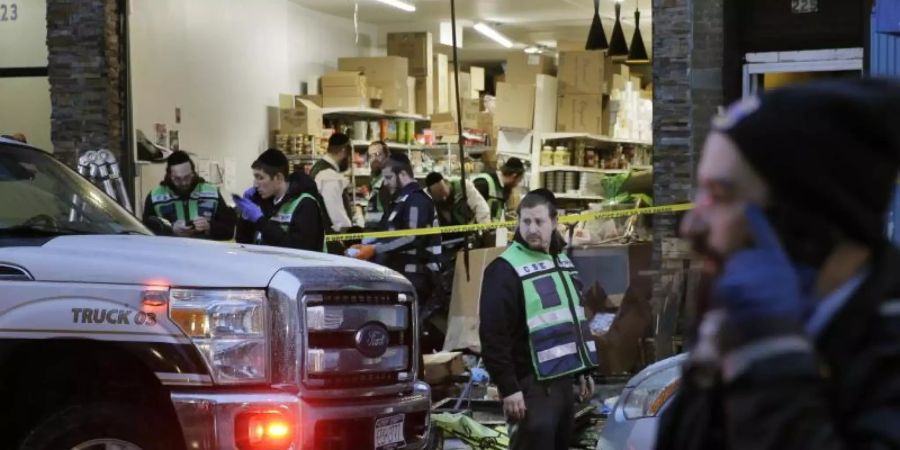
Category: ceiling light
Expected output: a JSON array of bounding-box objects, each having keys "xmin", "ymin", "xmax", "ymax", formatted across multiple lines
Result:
[
  {"xmin": 585, "ymin": 0, "xmax": 609, "ymax": 50},
  {"xmin": 626, "ymin": 2, "xmax": 649, "ymax": 64},
  {"xmin": 524, "ymin": 46, "xmax": 540, "ymax": 54},
  {"xmin": 608, "ymin": 0, "xmax": 629, "ymax": 59},
  {"xmin": 373, "ymin": 0, "xmax": 415, "ymax": 12},
  {"xmin": 474, "ymin": 22, "xmax": 514, "ymax": 48}
]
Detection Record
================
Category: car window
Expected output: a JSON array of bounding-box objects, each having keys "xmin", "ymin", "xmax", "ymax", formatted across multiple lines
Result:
[{"xmin": 0, "ymin": 145, "xmax": 150, "ymax": 235}]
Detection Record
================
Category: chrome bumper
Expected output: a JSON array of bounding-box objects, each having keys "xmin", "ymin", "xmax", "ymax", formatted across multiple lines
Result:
[{"xmin": 171, "ymin": 381, "xmax": 431, "ymax": 450}]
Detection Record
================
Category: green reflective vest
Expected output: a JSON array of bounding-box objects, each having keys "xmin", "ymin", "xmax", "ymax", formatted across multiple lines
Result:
[
  {"xmin": 261, "ymin": 192, "xmax": 327, "ymax": 252},
  {"xmin": 473, "ymin": 173, "xmax": 504, "ymax": 221},
  {"xmin": 499, "ymin": 241, "xmax": 598, "ymax": 381},
  {"xmin": 366, "ymin": 175, "xmax": 386, "ymax": 228},
  {"xmin": 446, "ymin": 178, "xmax": 474, "ymax": 225},
  {"xmin": 150, "ymin": 183, "xmax": 219, "ymax": 223}
]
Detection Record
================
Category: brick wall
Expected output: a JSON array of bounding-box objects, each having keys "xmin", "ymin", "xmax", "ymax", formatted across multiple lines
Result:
[
  {"xmin": 47, "ymin": 0, "xmax": 125, "ymax": 169},
  {"xmin": 651, "ymin": 0, "xmax": 724, "ymax": 358}
]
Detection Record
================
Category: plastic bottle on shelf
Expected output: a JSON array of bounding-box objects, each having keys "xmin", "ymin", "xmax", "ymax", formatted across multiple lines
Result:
[
  {"xmin": 554, "ymin": 146, "xmax": 569, "ymax": 166},
  {"xmin": 541, "ymin": 146, "xmax": 554, "ymax": 166}
]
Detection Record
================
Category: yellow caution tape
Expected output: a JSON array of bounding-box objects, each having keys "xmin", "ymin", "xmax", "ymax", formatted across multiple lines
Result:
[{"xmin": 326, "ymin": 202, "xmax": 694, "ymax": 242}]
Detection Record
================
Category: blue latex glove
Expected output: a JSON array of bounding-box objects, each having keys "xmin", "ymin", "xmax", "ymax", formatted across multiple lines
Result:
[
  {"xmin": 470, "ymin": 367, "xmax": 490, "ymax": 383},
  {"xmin": 712, "ymin": 204, "xmax": 804, "ymax": 323},
  {"xmin": 234, "ymin": 197, "xmax": 263, "ymax": 223},
  {"xmin": 243, "ymin": 186, "xmax": 257, "ymax": 201}
]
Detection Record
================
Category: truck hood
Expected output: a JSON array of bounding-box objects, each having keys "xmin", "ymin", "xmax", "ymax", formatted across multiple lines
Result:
[{"xmin": 0, "ymin": 235, "xmax": 372, "ymax": 287}]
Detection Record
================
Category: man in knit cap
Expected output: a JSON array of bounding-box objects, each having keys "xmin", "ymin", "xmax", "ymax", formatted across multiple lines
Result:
[
  {"xmin": 657, "ymin": 79, "xmax": 900, "ymax": 450},
  {"xmin": 234, "ymin": 148, "xmax": 327, "ymax": 252}
]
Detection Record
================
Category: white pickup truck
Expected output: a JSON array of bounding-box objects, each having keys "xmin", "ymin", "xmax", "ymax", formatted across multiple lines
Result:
[{"xmin": 0, "ymin": 137, "xmax": 431, "ymax": 450}]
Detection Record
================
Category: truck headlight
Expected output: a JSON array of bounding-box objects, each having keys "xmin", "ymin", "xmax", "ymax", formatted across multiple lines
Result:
[
  {"xmin": 169, "ymin": 289, "xmax": 268, "ymax": 384},
  {"xmin": 621, "ymin": 364, "xmax": 681, "ymax": 420}
]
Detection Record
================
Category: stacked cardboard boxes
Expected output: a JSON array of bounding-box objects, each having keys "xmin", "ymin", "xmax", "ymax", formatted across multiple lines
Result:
[
  {"xmin": 321, "ymin": 71, "xmax": 369, "ymax": 108},
  {"xmin": 434, "ymin": 54, "xmax": 449, "ymax": 114},
  {"xmin": 271, "ymin": 95, "xmax": 323, "ymax": 136},
  {"xmin": 556, "ymin": 50, "xmax": 608, "ymax": 135},
  {"xmin": 388, "ymin": 32, "xmax": 434, "ymax": 116},
  {"xmin": 338, "ymin": 56, "xmax": 410, "ymax": 112}
]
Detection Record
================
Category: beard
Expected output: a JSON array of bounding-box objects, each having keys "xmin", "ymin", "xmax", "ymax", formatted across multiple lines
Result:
[{"xmin": 339, "ymin": 158, "xmax": 350, "ymax": 172}]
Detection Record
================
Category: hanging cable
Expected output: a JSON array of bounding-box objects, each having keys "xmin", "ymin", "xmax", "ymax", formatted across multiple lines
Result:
[{"xmin": 449, "ymin": 0, "xmax": 471, "ymax": 281}]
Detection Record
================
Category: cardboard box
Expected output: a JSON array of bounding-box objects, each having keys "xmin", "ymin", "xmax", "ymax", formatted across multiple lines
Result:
[
  {"xmin": 423, "ymin": 351, "xmax": 465, "ymax": 385},
  {"xmin": 338, "ymin": 56, "xmax": 409, "ymax": 84},
  {"xmin": 275, "ymin": 99, "xmax": 323, "ymax": 135},
  {"xmin": 495, "ymin": 82, "xmax": 536, "ymax": 129},
  {"xmin": 612, "ymin": 74, "xmax": 627, "ymax": 92},
  {"xmin": 557, "ymin": 94, "xmax": 606, "ymax": 135},
  {"xmin": 470, "ymin": 66, "xmax": 485, "ymax": 93},
  {"xmin": 378, "ymin": 81, "xmax": 409, "ymax": 112},
  {"xmin": 506, "ymin": 53, "xmax": 555, "ymax": 85},
  {"xmin": 407, "ymin": 76, "xmax": 416, "ymax": 114},
  {"xmin": 323, "ymin": 85, "xmax": 368, "ymax": 98},
  {"xmin": 477, "ymin": 111, "xmax": 494, "ymax": 133},
  {"xmin": 415, "ymin": 76, "xmax": 434, "ymax": 116},
  {"xmin": 443, "ymin": 246, "xmax": 507, "ymax": 352},
  {"xmin": 603, "ymin": 57, "xmax": 627, "ymax": 94},
  {"xmin": 298, "ymin": 95, "xmax": 322, "ymax": 107},
  {"xmin": 322, "ymin": 96, "xmax": 369, "ymax": 108},
  {"xmin": 558, "ymin": 50, "xmax": 605, "ymax": 94},
  {"xmin": 321, "ymin": 71, "xmax": 366, "ymax": 88},
  {"xmin": 387, "ymin": 32, "xmax": 433, "ymax": 77},
  {"xmin": 630, "ymin": 75, "xmax": 642, "ymax": 90},
  {"xmin": 462, "ymin": 98, "xmax": 480, "ymax": 129},
  {"xmin": 430, "ymin": 112, "xmax": 458, "ymax": 137},
  {"xmin": 434, "ymin": 54, "xmax": 449, "ymax": 113}
]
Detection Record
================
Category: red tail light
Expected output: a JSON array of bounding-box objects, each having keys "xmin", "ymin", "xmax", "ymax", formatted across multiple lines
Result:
[{"xmin": 235, "ymin": 411, "xmax": 295, "ymax": 450}]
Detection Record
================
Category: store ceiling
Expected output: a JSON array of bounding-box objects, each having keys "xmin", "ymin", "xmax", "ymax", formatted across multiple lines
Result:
[{"xmin": 290, "ymin": 0, "xmax": 652, "ymax": 63}]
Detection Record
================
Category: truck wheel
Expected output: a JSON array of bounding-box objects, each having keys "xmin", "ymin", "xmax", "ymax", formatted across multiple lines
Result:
[{"xmin": 19, "ymin": 402, "xmax": 177, "ymax": 450}]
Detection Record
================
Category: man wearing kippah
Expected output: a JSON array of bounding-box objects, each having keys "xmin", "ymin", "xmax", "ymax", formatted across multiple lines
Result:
[
  {"xmin": 425, "ymin": 171, "xmax": 490, "ymax": 255},
  {"xmin": 349, "ymin": 153, "xmax": 442, "ymax": 304},
  {"xmin": 657, "ymin": 79, "xmax": 900, "ymax": 449},
  {"xmin": 142, "ymin": 150, "xmax": 236, "ymax": 240},
  {"xmin": 311, "ymin": 132, "xmax": 364, "ymax": 232},
  {"xmin": 473, "ymin": 157, "xmax": 526, "ymax": 222}
]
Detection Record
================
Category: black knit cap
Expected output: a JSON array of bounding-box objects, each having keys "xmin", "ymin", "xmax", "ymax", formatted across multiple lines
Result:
[
  {"xmin": 716, "ymin": 79, "xmax": 900, "ymax": 246},
  {"xmin": 329, "ymin": 132, "xmax": 350, "ymax": 148},
  {"xmin": 166, "ymin": 150, "xmax": 193, "ymax": 167},
  {"xmin": 425, "ymin": 172, "xmax": 444, "ymax": 187},
  {"xmin": 254, "ymin": 148, "xmax": 289, "ymax": 169},
  {"xmin": 502, "ymin": 157, "xmax": 526, "ymax": 175}
]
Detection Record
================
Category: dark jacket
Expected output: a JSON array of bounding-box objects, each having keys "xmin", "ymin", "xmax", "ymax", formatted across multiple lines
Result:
[
  {"xmin": 373, "ymin": 181, "xmax": 441, "ymax": 290},
  {"xmin": 656, "ymin": 243, "xmax": 900, "ymax": 450},
  {"xmin": 235, "ymin": 171, "xmax": 326, "ymax": 252},
  {"xmin": 478, "ymin": 232, "xmax": 572, "ymax": 398},
  {"xmin": 142, "ymin": 178, "xmax": 236, "ymax": 241}
]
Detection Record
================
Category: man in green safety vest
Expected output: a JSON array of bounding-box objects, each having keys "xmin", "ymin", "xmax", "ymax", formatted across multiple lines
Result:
[
  {"xmin": 473, "ymin": 157, "xmax": 526, "ymax": 222},
  {"xmin": 425, "ymin": 171, "xmax": 490, "ymax": 255},
  {"xmin": 142, "ymin": 151, "xmax": 236, "ymax": 240},
  {"xmin": 365, "ymin": 141, "xmax": 392, "ymax": 230},
  {"xmin": 233, "ymin": 148, "xmax": 327, "ymax": 252},
  {"xmin": 479, "ymin": 189, "xmax": 598, "ymax": 450}
]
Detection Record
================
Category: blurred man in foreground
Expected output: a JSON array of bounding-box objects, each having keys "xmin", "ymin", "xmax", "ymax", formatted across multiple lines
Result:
[{"xmin": 657, "ymin": 79, "xmax": 900, "ymax": 449}]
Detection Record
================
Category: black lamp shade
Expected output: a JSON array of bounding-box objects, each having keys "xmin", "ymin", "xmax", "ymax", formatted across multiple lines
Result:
[
  {"xmin": 608, "ymin": 2, "xmax": 629, "ymax": 59},
  {"xmin": 627, "ymin": 9, "xmax": 649, "ymax": 63},
  {"xmin": 586, "ymin": 0, "xmax": 609, "ymax": 50}
]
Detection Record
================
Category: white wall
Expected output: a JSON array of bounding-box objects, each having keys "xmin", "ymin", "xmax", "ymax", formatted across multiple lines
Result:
[
  {"xmin": 130, "ymin": 0, "xmax": 378, "ymax": 206},
  {"xmin": 0, "ymin": 0, "xmax": 51, "ymax": 151}
]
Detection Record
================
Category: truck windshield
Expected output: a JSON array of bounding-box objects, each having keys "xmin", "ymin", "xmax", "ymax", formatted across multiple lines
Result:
[{"xmin": 0, "ymin": 143, "xmax": 151, "ymax": 236}]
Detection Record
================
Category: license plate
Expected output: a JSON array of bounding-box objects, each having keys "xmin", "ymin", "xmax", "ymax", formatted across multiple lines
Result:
[{"xmin": 374, "ymin": 414, "xmax": 405, "ymax": 450}]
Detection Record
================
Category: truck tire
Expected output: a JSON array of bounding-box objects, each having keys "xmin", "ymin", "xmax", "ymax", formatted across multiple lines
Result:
[{"xmin": 18, "ymin": 402, "xmax": 177, "ymax": 450}]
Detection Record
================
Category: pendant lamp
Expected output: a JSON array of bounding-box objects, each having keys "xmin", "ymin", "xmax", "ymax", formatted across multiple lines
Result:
[
  {"xmin": 608, "ymin": 0, "xmax": 629, "ymax": 59},
  {"xmin": 585, "ymin": 0, "xmax": 609, "ymax": 50},
  {"xmin": 626, "ymin": 2, "xmax": 649, "ymax": 63}
]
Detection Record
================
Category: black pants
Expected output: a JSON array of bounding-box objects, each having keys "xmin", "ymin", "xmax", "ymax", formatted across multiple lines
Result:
[{"xmin": 508, "ymin": 376, "xmax": 575, "ymax": 450}]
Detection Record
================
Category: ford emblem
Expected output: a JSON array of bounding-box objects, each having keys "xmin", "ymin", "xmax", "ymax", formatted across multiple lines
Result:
[{"xmin": 355, "ymin": 322, "xmax": 390, "ymax": 358}]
